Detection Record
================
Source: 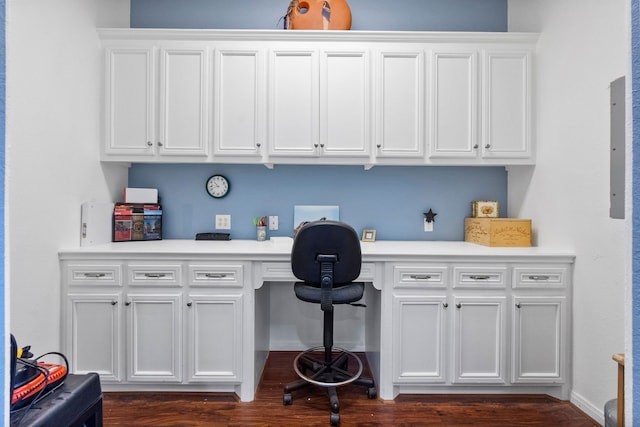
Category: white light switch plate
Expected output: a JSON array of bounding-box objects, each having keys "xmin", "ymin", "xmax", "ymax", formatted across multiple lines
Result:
[
  {"xmin": 269, "ymin": 216, "xmax": 279, "ymax": 231},
  {"xmin": 216, "ymin": 214, "xmax": 231, "ymax": 230}
]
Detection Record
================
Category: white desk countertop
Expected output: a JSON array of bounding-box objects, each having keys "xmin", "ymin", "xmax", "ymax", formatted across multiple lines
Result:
[{"xmin": 59, "ymin": 239, "xmax": 575, "ymax": 263}]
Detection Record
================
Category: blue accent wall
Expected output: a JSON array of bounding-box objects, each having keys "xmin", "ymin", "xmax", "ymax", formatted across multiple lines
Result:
[
  {"xmin": 127, "ymin": 0, "xmax": 510, "ymax": 241},
  {"xmin": 129, "ymin": 164, "xmax": 507, "ymax": 240},
  {"xmin": 130, "ymin": 0, "xmax": 508, "ymax": 32}
]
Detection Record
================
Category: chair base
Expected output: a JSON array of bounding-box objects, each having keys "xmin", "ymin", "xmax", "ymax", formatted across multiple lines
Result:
[{"xmin": 283, "ymin": 347, "xmax": 376, "ymax": 426}]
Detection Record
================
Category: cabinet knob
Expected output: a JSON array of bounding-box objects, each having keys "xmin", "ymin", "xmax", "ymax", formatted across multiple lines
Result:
[
  {"xmin": 125, "ymin": 301, "xmax": 131, "ymax": 306},
  {"xmin": 157, "ymin": 141, "xmax": 163, "ymax": 147},
  {"xmin": 187, "ymin": 302, "xmax": 192, "ymax": 307},
  {"xmin": 314, "ymin": 143, "xmax": 319, "ymax": 148},
  {"xmin": 147, "ymin": 141, "xmax": 153, "ymax": 147},
  {"xmin": 485, "ymin": 144, "xmax": 491, "ymax": 149},
  {"xmin": 377, "ymin": 144, "xmax": 381, "ymax": 149},
  {"xmin": 515, "ymin": 303, "xmax": 521, "ymax": 309},
  {"xmin": 473, "ymin": 144, "xmax": 479, "ymax": 149},
  {"xmin": 111, "ymin": 300, "xmax": 117, "ymax": 306},
  {"xmin": 442, "ymin": 303, "xmax": 448, "ymax": 308},
  {"xmin": 456, "ymin": 303, "xmax": 462, "ymax": 309},
  {"xmin": 320, "ymin": 143, "xmax": 325, "ymax": 148},
  {"xmin": 256, "ymin": 142, "xmax": 261, "ymax": 148}
]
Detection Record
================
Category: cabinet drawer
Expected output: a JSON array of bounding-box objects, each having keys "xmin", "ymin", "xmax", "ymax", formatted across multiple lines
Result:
[
  {"xmin": 260, "ymin": 262, "xmax": 375, "ymax": 282},
  {"xmin": 394, "ymin": 266, "xmax": 447, "ymax": 288},
  {"xmin": 453, "ymin": 266, "xmax": 508, "ymax": 288},
  {"xmin": 126, "ymin": 264, "xmax": 182, "ymax": 286},
  {"xmin": 188, "ymin": 264, "xmax": 244, "ymax": 287},
  {"xmin": 512, "ymin": 266, "xmax": 567, "ymax": 289},
  {"xmin": 66, "ymin": 263, "xmax": 122, "ymax": 286}
]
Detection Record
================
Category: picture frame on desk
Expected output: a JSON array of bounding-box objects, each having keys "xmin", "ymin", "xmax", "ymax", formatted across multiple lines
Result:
[{"xmin": 362, "ymin": 229, "xmax": 376, "ymax": 242}]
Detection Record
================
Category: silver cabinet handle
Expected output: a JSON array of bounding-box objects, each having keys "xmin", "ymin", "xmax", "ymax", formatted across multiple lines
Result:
[
  {"xmin": 144, "ymin": 273, "xmax": 166, "ymax": 278},
  {"xmin": 205, "ymin": 273, "xmax": 227, "ymax": 279},
  {"xmin": 528, "ymin": 275, "xmax": 550, "ymax": 281},
  {"xmin": 84, "ymin": 272, "xmax": 106, "ymax": 278},
  {"xmin": 410, "ymin": 274, "xmax": 432, "ymax": 280},
  {"xmin": 469, "ymin": 275, "xmax": 490, "ymax": 280}
]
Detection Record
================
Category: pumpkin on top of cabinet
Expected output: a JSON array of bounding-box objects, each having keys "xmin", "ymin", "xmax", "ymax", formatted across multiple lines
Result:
[{"xmin": 284, "ymin": 0, "xmax": 352, "ymax": 30}]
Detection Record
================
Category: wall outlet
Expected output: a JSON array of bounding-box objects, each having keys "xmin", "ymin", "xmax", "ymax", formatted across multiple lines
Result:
[
  {"xmin": 424, "ymin": 219, "xmax": 433, "ymax": 232},
  {"xmin": 269, "ymin": 216, "xmax": 279, "ymax": 231},
  {"xmin": 216, "ymin": 214, "xmax": 231, "ymax": 230}
]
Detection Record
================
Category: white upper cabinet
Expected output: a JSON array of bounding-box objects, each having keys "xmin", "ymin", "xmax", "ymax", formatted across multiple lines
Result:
[
  {"xmin": 268, "ymin": 48, "xmax": 319, "ymax": 157},
  {"xmin": 213, "ymin": 48, "xmax": 265, "ymax": 159},
  {"xmin": 428, "ymin": 46, "xmax": 533, "ymax": 163},
  {"xmin": 429, "ymin": 50, "xmax": 479, "ymax": 159},
  {"xmin": 374, "ymin": 50, "xmax": 425, "ymax": 160},
  {"xmin": 481, "ymin": 50, "xmax": 532, "ymax": 159},
  {"xmin": 104, "ymin": 44, "xmax": 209, "ymax": 161},
  {"xmin": 268, "ymin": 46, "xmax": 371, "ymax": 160},
  {"xmin": 99, "ymin": 30, "xmax": 537, "ymax": 166},
  {"xmin": 158, "ymin": 48, "xmax": 209, "ymax": 157},
  {"xmin": 105, "ymin": 47, "xmax": 155, "ymax": 157}
]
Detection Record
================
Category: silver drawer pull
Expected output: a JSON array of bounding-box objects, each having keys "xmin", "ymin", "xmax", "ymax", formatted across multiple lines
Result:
[
  {"xmin": 144, "ymin": 273, "xmax": 166, "ymax": 278},
  {"xmin": 410, "ymin": 274, "xmax": 432, "ymax": 280},
  {"xmin": 469, "ymin": 275, "xmax": 491, "ymax": 280},
  {"xmin": 528, "ymin": 275, "xmax": 550, "ymax": 281},
  {"xmin": 84, "ymin": 272, "xmax": 106, "ymax": 278},
  {"xmin": 205, "ymin": 273, "xmax": 227, "ymax": 279}
]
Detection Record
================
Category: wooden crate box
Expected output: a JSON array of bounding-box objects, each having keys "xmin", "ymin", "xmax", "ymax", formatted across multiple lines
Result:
[{"xmin": 464, "ymin": 218, "xmax": 532, "ymax": 247}]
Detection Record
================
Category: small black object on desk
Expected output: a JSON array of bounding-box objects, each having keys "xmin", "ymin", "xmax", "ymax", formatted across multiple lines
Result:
[
  {"xmin": 195, "ymin": 232, "xmax": 231, "ymax": 240},
  {"xmin": 11, "ymin": 373, "xmax": 103, "ymax": 427}
]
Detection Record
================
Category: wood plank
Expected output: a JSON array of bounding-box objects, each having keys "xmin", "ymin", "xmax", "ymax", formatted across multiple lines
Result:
[{"xmin": 103, "ymin": 352, "xmax": 599, "ymax": 426}]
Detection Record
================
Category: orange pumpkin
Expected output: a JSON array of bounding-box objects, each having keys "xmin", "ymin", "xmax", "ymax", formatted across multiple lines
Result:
[{"xmin": 285, "ymin": 0, "xmax": 352, "ymax": 30}]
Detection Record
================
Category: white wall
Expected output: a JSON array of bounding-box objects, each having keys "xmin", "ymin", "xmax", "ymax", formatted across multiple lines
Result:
[
  {"xmin": 508, "ymin": 0, "xmax": 627, "ymax": 422},
  {"xmin": 6, "ymin": 0, "xmax": 129, "ymax": 351}
]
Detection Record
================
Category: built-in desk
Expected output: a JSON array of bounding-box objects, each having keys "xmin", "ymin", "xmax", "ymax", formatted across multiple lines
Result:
[{"xmin": 59, "ymin": 240, "xmax": 574, "ymax": 402}]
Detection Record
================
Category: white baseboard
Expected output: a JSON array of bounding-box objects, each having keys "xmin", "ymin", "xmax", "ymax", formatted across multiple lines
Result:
[{"xmin": 570, "ymin": 390, "xmax": 604, "ymax": 426}]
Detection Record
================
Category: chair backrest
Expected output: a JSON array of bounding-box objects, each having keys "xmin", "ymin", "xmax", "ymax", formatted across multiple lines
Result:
[{"xmin": 291, "ymin": 220, "xmax": 362, "ymax": 285}]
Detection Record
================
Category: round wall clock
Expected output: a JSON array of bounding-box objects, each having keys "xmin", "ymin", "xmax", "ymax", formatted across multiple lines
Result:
[{"xmin": 206, "ymin": 174, "xmax": 230, "ymax": 198}]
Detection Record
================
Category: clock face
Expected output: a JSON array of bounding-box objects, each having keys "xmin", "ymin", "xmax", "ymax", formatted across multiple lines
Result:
[{"xmin": 206, "ymin": 175, "xmax": 230, "ymax": 198}]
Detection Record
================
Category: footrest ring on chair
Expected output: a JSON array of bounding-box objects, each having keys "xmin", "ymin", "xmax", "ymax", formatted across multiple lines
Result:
[{"xmin": 293, "ymin": 346, "xmax": 363, "ymax": 388}]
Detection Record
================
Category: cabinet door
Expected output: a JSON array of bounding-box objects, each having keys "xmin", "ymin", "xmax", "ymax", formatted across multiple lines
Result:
[
  {"xmin": 157, "ymin": 48, "xmax": 209, "ymax": 157},
  {"xmin": 126, "ymin": 293, "xmax": 182, "ymax": 382},
  {"xmin": 66, "ymin": 293, "xmax": 122, "ymax": 382},
  {"xmin": 268, "ymin": 49, "xmax": 319, "ymax": 156},
  {"xmin": 375, "ymin": 51, "xmax": 425, "ymax": 158},
  {"xmin": 482, "ymin": 51, "xmax": 532, "ymax": 159},
  {"xmin": 429, "ymin": 50, "xmax": 479, "ymax": 159},
  {"xmin": 213, "ymin": 48, "xmax": 264, "ymax": 158},
  {"xmin": 453, "ymin": 296, "xmax": 506, "ymax": 383},
  {"xmin": 319, "ymin": 49, "xmax": 371, "ymax": 157},
  {"xmin": 392, "ymin": 295, "xmax": 447, "ymax": 383},
  {"xmin": 512, "ymin": 297, "xmax": 565, "ymax": 383},
  {"xmin": 186, "ymin": 294, "xmax": 243, "ymax": 382},
  {"xmin": 105, "ymin": 48, "xmax": 155, "ymax": 156}
]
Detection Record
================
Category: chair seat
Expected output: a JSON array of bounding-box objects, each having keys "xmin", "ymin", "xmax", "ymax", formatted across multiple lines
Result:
[{"xmin": 294, "ymin": 282, "xmax": 365, "ymax": 305}]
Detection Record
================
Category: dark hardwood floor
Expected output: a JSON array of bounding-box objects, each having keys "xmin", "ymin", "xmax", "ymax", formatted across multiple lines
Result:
[{"xmin": 103, "ymin": 352, "xmax": 599, "ymax": 426}]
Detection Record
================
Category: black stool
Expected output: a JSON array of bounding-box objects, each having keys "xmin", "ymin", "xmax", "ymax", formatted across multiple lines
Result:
[{"xmin": 283, "ymin": 220, "xmax": 376, "ymax": 426}]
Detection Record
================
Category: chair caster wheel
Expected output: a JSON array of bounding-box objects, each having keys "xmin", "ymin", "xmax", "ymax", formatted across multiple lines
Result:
[
  {"xmin": 367, "ymin": 387, "xmax": 377, "ymax": 399},
  {"xmin": 283, "ymin": 393, "xmax": 292, "ymax": 405},
  {"xmin": 330, "ymin": 412, "xmax": 340, "ymax": 425}
]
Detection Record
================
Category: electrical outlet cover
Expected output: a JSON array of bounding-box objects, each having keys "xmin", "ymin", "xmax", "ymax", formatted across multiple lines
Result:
[{"xmin": 216, "ymin": 214, "xmax": 231, "ymax": 230}]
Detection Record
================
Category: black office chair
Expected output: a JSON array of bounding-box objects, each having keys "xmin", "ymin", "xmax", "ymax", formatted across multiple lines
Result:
[{"xmin": 283, "ymin": 220, "xmax": 376, "ymax": 426}]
